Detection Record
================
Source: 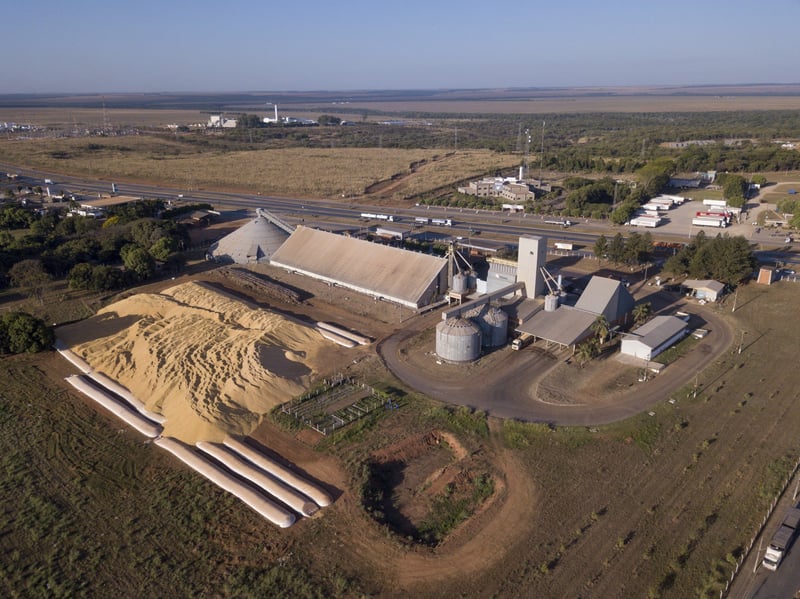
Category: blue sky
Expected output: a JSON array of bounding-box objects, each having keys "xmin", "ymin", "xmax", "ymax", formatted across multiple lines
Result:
[{"xmin": 5, "ymin": 0, "xmax": 799, "ymax": 93}]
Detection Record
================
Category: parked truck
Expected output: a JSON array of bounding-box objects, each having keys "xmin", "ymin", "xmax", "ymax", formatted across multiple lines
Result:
[
  {"xmin": 511, "ymin": 333, "xmax": 533, "ymax": 351},
  {"xmin": 762, "ymin": 506, "xmax": 800, "ymax": 571}
]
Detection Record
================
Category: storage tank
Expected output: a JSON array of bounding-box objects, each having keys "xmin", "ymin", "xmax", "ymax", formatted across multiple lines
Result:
[
  {"xmin": 544, "ymin": 293, "xmax": 559, "ymax": 312},
  {"xmin": 451, "ymin": 272, "xmax": 468, "ymax": 294},
  {"xmin": 436, "ymin": 318, "xmax": 481, "ymax": 362},
  {"xmin": 478, "ymin": 306, "xmax": 509, "ymax": 347}
]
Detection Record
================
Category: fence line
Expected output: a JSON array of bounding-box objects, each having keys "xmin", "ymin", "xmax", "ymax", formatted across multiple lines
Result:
[{"xmin": 723, "ymin": 455, "xmax": 800, "ymax": 597}]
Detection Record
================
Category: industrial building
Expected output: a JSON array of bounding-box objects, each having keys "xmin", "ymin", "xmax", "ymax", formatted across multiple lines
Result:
[
  {"xmin": 207, "ymin": 211, "xmax": 292, "ymax": 265},
  {"xmin": 619, "ymin": 315, "xmax": 688, "ymax": 361},
  {"xmin": 457, "ymin": 177, "xmax": 536, "ymax": 203},
  {"xmin": 270, "ymin": 226, "xmax": 448, "ymax": 310},
  {"xmin": 514, "ymin": 276, "xmax": 635, "ymax": 352}
]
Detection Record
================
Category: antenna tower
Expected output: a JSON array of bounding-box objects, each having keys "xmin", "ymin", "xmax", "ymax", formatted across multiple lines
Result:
[{"xmin": 102, "ymin": 97, "xmax": 110, "ymax": 134}]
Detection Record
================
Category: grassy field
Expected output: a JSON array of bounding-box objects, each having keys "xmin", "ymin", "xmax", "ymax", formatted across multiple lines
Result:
[
  {"xmin": 0, "ymin": 108, "xmax": 207, "ymax": 128},
  {"xmin": 2, "ymin": 276, "xmax": 800, "ymax": 597},
  {"xmin": 0, "ymin": 354, "xmax": 350, "ymax": 598},
  {"xmin": 302, "ymin": 282, "xmax": 800, "ymax": 598},
  {"xmin": 0, "ymin": 136, "xmax": 517, "ymax": 200},
  {"xmin": 326, "ymin": 96, "xmax": 800, "ymax": 115}
]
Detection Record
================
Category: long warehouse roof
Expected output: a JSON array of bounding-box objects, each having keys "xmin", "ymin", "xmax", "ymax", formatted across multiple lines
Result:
[{"xmin": 270, "ymin": 226, "xmax": 447, "ymax": 308}]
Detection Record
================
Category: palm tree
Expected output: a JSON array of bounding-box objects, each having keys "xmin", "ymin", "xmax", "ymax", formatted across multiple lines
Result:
[
  {"xmin": 591, "ymin": 315, "xmax": 610, "ymax": 345},
  {"xmin": 576, "ymin": 339, "xmax": 599, "ymax": 368},
  {"xmin": 632, "ymin": 302, "xmax": 652, "ymax": 326}
]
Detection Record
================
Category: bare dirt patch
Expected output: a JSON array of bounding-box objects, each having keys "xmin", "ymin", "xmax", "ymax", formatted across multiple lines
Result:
[{"xmin": 362, "ymin": 430, "xmax": 493, "ymax": 546}]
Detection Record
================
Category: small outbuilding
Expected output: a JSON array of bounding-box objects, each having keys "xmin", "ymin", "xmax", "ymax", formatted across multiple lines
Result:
[
  {"xmin": 683, "ymin": 279, "xmax": 725, "ymax": 302},
  {"xmin": 757, "ymin": 266, "xmax": 777, "ymax": 285},
  {"xmin": 620, "ymin": 315, "xmax": 689, "ymax": 361}
]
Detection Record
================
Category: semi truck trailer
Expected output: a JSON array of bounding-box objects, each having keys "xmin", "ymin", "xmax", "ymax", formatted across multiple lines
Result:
[{"xmin": 762, "ymin": 506, "xmax": 800, "ymax": 571}]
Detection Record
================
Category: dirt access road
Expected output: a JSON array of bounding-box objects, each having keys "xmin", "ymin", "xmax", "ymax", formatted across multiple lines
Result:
[{"xmin": 380, "ymin": 293, "xmax": 734, "ymax": 426}]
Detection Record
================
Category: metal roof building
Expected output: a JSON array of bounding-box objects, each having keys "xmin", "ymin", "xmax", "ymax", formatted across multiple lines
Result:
[
  {"xmin": 574, "ymin": 276, "xmax": 635, "ymax": 323},
  {"xmin": 514, "ymin": 275, "xmax": 635, "ymax": 351},
  {"xmin": 620, "ymin": 315, "xmax": 688, "ymax": 361},
  {"xmin": 517, "ymin": 306, "xmax": 597, "ymax": 349},
  {"xmin": 207, "ymin": 215, "xmax": 290, "ymax": 265},
  {"xmin": 270, "ymin": 226, "xmax": 448, "ymax": 309},
  {"xmin": 683, "ymin": 279, "xmax": 725, "ymax": 302}
]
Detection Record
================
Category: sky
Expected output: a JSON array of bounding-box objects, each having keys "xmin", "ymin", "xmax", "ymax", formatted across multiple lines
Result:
[{"xmin": 4, "ymin": 0, "xmax": 800, "ymax": 94}]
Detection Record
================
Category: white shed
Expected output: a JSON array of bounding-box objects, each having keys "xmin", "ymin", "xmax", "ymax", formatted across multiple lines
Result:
[{"xmin": 620, "ymin": 315, "xmax": 689, "ymax": 361}]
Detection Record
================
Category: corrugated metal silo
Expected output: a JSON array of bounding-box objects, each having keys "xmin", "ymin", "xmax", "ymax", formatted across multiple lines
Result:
[
  {"xmin": 436, "ymin": 318, "xmax": 481, "ymax": 362},
  {"xmin": 544, "ymin": 294, "xmax": 559, "ymax": 312},
  {"xmin": 452, "ymin": 272, "xmax": 468, "ymax": 293},
  {"xmin": 480, "ymin": 306, "xmax": 509, "ymax": 347}
]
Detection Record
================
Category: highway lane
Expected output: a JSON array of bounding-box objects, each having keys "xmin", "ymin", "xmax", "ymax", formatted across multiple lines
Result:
[{"xmin": 4, "ymin": 162, "xmax": 799, "ymax": 264}]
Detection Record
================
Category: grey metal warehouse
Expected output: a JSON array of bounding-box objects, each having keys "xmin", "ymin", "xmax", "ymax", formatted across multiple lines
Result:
[{"xmin": 270, "ymin": 226, "xmax": 448, "ymax": 309}]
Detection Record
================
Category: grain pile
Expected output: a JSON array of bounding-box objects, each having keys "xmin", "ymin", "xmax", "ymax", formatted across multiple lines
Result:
[{"xmin": 58, "ymin": 281, "xmax": 333, "ymax": 443}]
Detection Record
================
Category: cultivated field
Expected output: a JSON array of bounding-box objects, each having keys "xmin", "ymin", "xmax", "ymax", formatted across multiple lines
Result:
[
  {"xmin": 0, "ymin": 136, "xmax": 517, "ymax": 200},
  {"xmin": 3, "ymin": 261, "xmax": 800, "ymax": 597}
]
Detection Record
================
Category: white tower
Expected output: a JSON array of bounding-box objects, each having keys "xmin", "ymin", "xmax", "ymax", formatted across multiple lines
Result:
[{"xmin": 517, "ymin": 235, "xmax": 547, "ymax": 298}]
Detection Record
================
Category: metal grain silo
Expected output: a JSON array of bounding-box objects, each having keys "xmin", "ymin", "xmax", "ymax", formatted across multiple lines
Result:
[
  {"xmin": 436, "ymin": 318, "xmax": 481, "ymax": 362},
  {"xmin": 544, "ymin": 293, "xmax": 559, "ymax": 312},
  {"xmin": 479, "ymin": 306, "xmax": 509, "ymax": 347},
  {"xmin": 451, "ymin": 272, "xmax": 468, "ymax": 294}
]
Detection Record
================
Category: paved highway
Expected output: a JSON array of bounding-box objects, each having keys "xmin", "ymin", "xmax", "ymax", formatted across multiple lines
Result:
[{"xmin": 3, "ymin": 162, "xmax": 799, "ymax": 266}]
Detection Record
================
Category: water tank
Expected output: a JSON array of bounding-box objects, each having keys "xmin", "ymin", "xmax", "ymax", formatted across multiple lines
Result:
[
  {"xmin": 479, "ymin": 307, "xmax": 509, "ymax": 347},
  {"xmin": 436, "ymin": 318, "xmax": 481, "ymax": 363},
  {"xmin": 544, "ymin": 294, "xmax": 559, "ymax": 312},
  {"xmin": 452, "ymin": 272, "xmax": 468, "ymax": 294}
]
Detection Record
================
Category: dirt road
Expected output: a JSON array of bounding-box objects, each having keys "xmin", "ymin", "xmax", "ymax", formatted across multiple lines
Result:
[{"xmin": 380, "ymin": 297, "xmax": 734, "ymax": 426}]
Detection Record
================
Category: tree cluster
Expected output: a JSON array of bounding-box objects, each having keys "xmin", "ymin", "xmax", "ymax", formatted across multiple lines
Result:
[
  {"xmin": 1, "ymin": 201, "xmax": 189, "ymax": 297},
  {"xmin": 0, "ymin": 312, "xmax": 54, "ymax": 354},
  {"xmin": 594, "ymin": 231, "xmax": 653, "ymax": 265},
  {"xmin": 716, "ymin": 173, "xmax": 748, "ymax": 208},
  {"xmin": 663, "ymin": 231, "xmax": 756, "ymax": 285}
]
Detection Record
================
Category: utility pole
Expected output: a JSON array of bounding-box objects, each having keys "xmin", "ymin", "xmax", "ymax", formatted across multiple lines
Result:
[
  {"xmin": 738, "ymin": 330, "xmax": 746, "ymax": 354},
  {"xmin": 539, "ymin": 120, "xmax": 546, "ymax": 182},
  {"xmin": 754, "ymin": 537, "xmax": 762, "ymax": 573},
  {"xmin": 731, "ymin": 287, "xmax": 739, "ymax": 312}
]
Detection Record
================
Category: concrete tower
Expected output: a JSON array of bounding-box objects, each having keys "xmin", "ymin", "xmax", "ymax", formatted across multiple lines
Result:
[{"xmin": 517, "ymin": 235, "xmax": 546, "ymax": 297}]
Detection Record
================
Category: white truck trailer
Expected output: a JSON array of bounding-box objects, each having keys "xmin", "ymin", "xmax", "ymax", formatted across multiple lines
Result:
[
  {"xmin": 629, "ymin": 215, "xmax": 661, "ymax": 228},
  {"xmin": 762, "ymin": 507, "xmax": 800, "ymax": 571},
  {"xmin": 692, "ymin": 216, "xmax": 727, "ymax": 228}
]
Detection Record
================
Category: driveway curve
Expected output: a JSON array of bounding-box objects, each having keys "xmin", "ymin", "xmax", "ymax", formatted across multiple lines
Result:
[{"xmin": 379, "ymin": 304, "xmax": 734, "ymax": 427}]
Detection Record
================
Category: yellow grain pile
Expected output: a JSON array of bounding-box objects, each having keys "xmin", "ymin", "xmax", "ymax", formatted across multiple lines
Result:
[{"xmin": 58, "ymin": 281, "xmax": 332, "ymax": 443}]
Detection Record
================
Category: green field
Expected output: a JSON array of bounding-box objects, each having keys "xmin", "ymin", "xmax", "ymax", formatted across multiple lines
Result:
[
  {"xmin": 0, "ymin": 354, "xmax": 350, "ymax": 598},
  {"xmin": 3, "ymin": 280, "xmax": 800, "ymax": 597}
]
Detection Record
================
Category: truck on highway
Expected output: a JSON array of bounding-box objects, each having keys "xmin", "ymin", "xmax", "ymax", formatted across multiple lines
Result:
[
  {"xmin": 762, "ymin": 506, "xmax": 800, "ymax": 571},
  {"xmin": 511, "ymin": 333, "xmax": 533, "ymax": 351},
  {"xmin": 692, "ymin": 216, "xmax": 727, "ymax": 228},
  {"xmin": 544, "ymin": 219, "xmax": 572, "ymax": 228}
]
